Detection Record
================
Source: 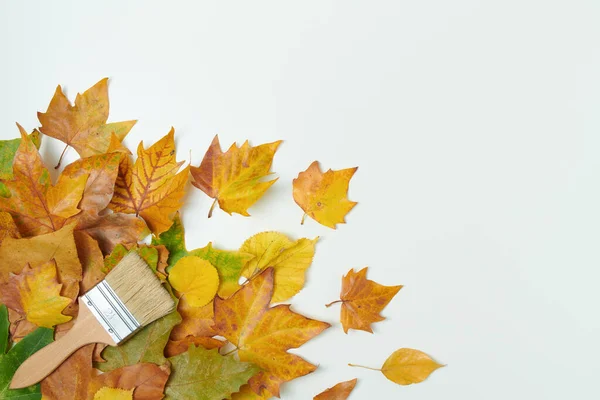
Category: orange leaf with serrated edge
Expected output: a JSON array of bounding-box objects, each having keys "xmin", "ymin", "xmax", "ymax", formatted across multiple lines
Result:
[
  {"xmin": 214, "ymin": 268, "xmax": 330, "ymax": 397},
  {"xmin": 37, "ymin": 78, "xmax": 136, "ymax": 163},
  {"xmin": 109, "ymin": 128, "xmax": 190, "ymax": 235},
  {"xmin": 41, "ymin": 344, "xmax": 94, "ymax": 400},
  {"xmin": 231, "ymin": 384, "xmax": 273, "ymax": 400},
  {"xmin": 190, "ymin": 135, "xmax": 281, "ymax": 217},
  {"xmin": 0, "ymin": 260, "xmax": 72, "ymax": 328},
  {"xmin": 327, "ymin": 267, "xmax": 402, "ymax": 333},
  {"xmin": 88, "ymin": 363, "xmax": 170, "ymax": 400},
  {"xmin": 293, "ymin": 161, "xmax": 358, "ymax": 229},
  {"xmin": 314, "ymin": 378, "xmax": 357, "ymax": 400}
]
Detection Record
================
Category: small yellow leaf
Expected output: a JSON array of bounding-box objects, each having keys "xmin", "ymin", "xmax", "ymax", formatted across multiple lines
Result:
[
  {"xmin": 93, "ymin": 387, "xmax": 134, "ymax": 400},
  {"xmin": 168, "ymin": 256, "xmax": 219, "ymax": 307},
  {"xmin": 381, "ymin": 348, "xmax": 443, "ymax": 385}
]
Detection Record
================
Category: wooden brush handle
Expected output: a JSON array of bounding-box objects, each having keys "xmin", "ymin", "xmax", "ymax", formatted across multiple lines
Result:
[{"xmin": 10, "ymin": 300, "xmax": 116, "ymax": 389}]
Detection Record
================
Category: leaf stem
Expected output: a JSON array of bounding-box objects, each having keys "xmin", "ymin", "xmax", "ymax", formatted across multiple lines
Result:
[
  {"xmin": 55, "ymin": 144, "xmax": 69, "ymax": 169},
  {"xmin": 348, "ymin": 363, "xmax": 381, "ymax": 372},
  {"xmin": 325, "ymin": 299, "xmax": 343, "ymax": 308},
  {"xmin": 208, "ymin": 198, "xmax": 218, "ymax": 218},
  {"xmin": 222, "ymin": 347, "xmax": 238, "ymax": 356},
  {"xmin": 301, "ymin": 213, "xmax": 307, "ymax": 225}
]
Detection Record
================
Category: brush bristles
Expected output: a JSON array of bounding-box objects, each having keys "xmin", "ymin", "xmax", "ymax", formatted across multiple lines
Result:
[{"xmin": 104, "ymin": 252, "xmax": 175, "ymax": 326}]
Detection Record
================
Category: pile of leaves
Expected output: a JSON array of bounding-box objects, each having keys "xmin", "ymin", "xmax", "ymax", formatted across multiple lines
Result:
[{"xmin": 0, "ymin": 79, "xmax": 443, "ymax": 400}]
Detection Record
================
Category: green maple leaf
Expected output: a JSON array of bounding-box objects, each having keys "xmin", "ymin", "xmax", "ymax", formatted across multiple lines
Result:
[
  {"xmin": 96, "ymin": 310, "xmax": 181, "ymax": 372},
  {"xmin": 152, "ymin": 213, "xmax": 253, "ymax": 297},
  {"xmin": 0, "ymin": 304, "xmax": 54, "ymax": 399},
  {"xmin": 165, "ymin": 345, "xmax": 259, "ymax": 400}
]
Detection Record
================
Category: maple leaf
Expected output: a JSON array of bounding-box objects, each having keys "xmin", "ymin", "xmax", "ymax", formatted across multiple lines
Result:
[
  {"xmin": 164, "ymin": 345, "xmax": 259, "ymax": 400},
  {"xmin": 93, "ymin": 387, "xmax": 134, "ymax": 400},
  {"xmin": 0, "ymin": 260, "xmax": 72, "ymax": 328},
  {"xmin": 168, "ymin": 256, "xmax": 219, "ymax": 307},
  {"xmin": 0, "ymin": 127, "xmax": 41, "ymax": 197},
  {"xmin": 109, "ymin": 128, "xmax": 190, "ymax": 235},
  {"xmin": 166, "ymin": 298, "xmax": 224, "ymax": 358},
  {"xmin": 326, "ymin": 267, "xmax": 402, "ymax": 333},
  {"xmin": 88, "ymin": 362, "xmax": 170, "ymax": 400},
  {"xmin": 349, "ymin": 348, "xmax": 443, "ymax": 386},
  {"xmin": 0, "ymin": 307, "xmax": 53, "ymax": 399},
  {"xmin": 37, "ymin": 78, "xmax": 136, "ymax": 167},
  {"xmin": 190, "ymin": 135, "xmax": 281, "ymax": 217},
  {"xmin": 0, "ymin": 211, "xmax": 19, "ymax": 247},
  {"xmin": 240, "ymin": 231, "xmax": 318, "ymax": 303},
  {"xmin": 214, "ymin": 268, "xmax": 330, "ymax": 397},
  {"xmin": 97, "ymin": 311, "xmax": 181, "ymax": 372},
  {"xmin": 153, "ymin": 213, "xmax": 253, "ymax": 297},
  {"xmin": 75, "ymin": 231, "xmax": 106, "ymax": 293},
  {"xmin": 231, "ymin": 384, "xmax": 273, "ymax": 400},
  {"xmin": 293, "ymin": 161, "xmax": 358, "ymax": 229},
  {"xmin": 313, "ymin": 378, "xmax": 357, "ymax": 400},
  {"xmin": 41, "ymin": 344, "xmax": 94, "ymax": 400}
]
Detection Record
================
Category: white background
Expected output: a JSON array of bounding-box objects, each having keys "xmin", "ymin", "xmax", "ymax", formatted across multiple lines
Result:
[{"xmin": 1, "ymin": 1, "xmax": 599, "ymax": 399}]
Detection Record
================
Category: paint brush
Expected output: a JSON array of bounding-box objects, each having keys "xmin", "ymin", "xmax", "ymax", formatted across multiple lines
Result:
[{"xmin": 10, "ymin": 252, "xmax": 176, "ymax": 389}]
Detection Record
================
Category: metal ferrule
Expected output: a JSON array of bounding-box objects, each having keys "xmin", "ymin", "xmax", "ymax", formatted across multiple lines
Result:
[{"xmin": 82, "ymin": 281, "xmax": 140, "ymax": 344}]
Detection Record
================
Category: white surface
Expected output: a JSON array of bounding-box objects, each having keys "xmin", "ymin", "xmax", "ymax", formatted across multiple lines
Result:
[{"xmin": 1, "ymin": 1, "xmax": 599, "ymax": 398}]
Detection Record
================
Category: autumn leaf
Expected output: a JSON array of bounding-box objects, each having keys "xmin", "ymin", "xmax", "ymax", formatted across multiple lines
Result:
[
  {"xmin": 153, "ymin": 213, "xmax": 253, "ymax": 297},
  {"xmin": 109, "ymin": 128, "xmax": 190, "ymax": 235},
  {"xmin": 0, "ymin": 316, "xmax": 53, "ymax": 399},
  {"xmin": 93, "ymin": 387, "xmax": 134, "ymax": 400},
  {"xmin": 75, "ymin": 231, "xmax": 106, "ymax": 293},
  {"xmin": 37, "ymin": 78, "xmax": 136, "ymax": 166},
  {"xmin": 231, "ymin": 384, "xmax": 273, "ymax": 400},
  {"xmin": 326, "ymin": 267, "xmax": 402, "ymax": 333},
  {"xmin": 0, "ymin": 128, "xmax": 41, "ymax": 198},
  {"xmin": 41, "ymin": 344, "xmax": 94, "ymax": 400},
  {"xmin": 0, "ymin": 211, "xmax": 19, "ymax": 247},
  {"xmin": 349, "ymin": 348, "xmax": 443, "ymax": 386},
  {"xmin": 240, "ymin": 231, "xmax": 318, "ymax": 303},
  {"xmin": 164, "ymin": 345, "xmax": 259, "ymax": 400},
  {"xmin": 314, "ymin": 378, "xmax": 357, "ymax": 400},
  {"xmin": 190, "ymin": 135, "xmax": 281, "ymax": 217},
  {"xmin": 168, "ymin": 256, "xmax": 219, "ymax": 307},
  {"xmin": 97, "ymin": 311, "xmax": 181, "ymax": 372},
  {"xmin": 293, "ymin": 161, "xmax": 358, "ymax": 229},
  {"xmin": 88, "ymin": 363, "xmax": 170, "ymax": 400},
  {"xmin": 0, "ymin": 260, "xmax": 72, "ymax": 328},
  {"xmin": 214, "ymin": 268, "xmax": 330, "ymax": 397}
]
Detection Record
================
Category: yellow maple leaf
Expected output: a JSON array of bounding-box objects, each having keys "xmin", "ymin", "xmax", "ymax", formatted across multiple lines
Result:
[
  {"xmin": 293, "ymin": 161, "xmax": 358, "ymax": 229},
  {"xmin": 190, "ymin": 135, "xmax": 281, "ymax": 217},
  {"xmin": 37, "ymin": 78, "xmax": 136, "ymax": 166},
  {"xmin": 327, "ymin": 267, "xmax": 402, "ymax": 333},
  {"xmin": 240, "ymin": 231, "xmax": 318, "ymax": 303},
  {"xmin": 0, "ymin": 260, "xmax": 72, "ymax": 328},
  {"xmin": 214, "ymin": 268, "xmax": 330, "ymax": 397},
  {"xmin": 168, "ymin": 257, "xmax": 220, "ymax": 307},
  {"xmin": 109, "ymin": 128, "xmax": 190, "ymax": 235},
  {"xmin": 93, "ymin": 387, "xmax": 134, "ymax": 400}
]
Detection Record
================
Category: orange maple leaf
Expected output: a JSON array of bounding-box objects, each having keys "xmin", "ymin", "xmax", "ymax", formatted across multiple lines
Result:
[
  {"xmin": 109, "ymin": 128, "xmax": 190, "ymax": 235},
  {"xmin": 214, "ymin": 268, "xmax": 330, "ymax": 397},
  {"xmin": 190, "ymin": 135, "xmax": 281, "ymax": 217},
  {"xmin": 292, "ymin": 161, "xmax": 358, "ymax": 229},
  {"xmin": 37, "ymin": 78, "xmax": 136, "ymax": 167},
  {"xmin": 314, "ymin": 378, "xmax": 358, "ymax": 400},
  {"xmin": 327, "ymin": 267, "xmax": 402, "ymax": 333}
]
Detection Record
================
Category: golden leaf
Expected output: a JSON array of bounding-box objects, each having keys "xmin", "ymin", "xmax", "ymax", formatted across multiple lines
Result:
[
  {"xmin": 88, "ymin": 363, "xmax": 170, "ymax": 400},
  {"xmin": 93, "ymin": 387, "xmax": 134, "ymax": 400},
  {"xmin": 293, "ymin": 161, "xmax": 357, "ymax": 229},
  {"xmin": 327, "ymin": 267, "xmax": 401, "ymax": 333},
  {"xmin": 214, "ymin": 268, "xmax": 330, "ymax": 397},
  {"xmin": 314, "ymin": 378, "xmax": 357, "ymax": 400},
  {"xmin": 37, "ymin": 78, "xmax": 136, "ymax": 162},
  {"xmin": 240, "ymin": 232, "xmax": 318, "ymax": 303},
  {"xmin": 190, "ymin": 135, "xmax": 281, "ymax": 217},
  {"xmin": 109, "ymin": 128, "xmax": 190, "ymax": 235},
  {"xmin": 168, "ymin": 257, "xmax": 220, "ymax": 307}
]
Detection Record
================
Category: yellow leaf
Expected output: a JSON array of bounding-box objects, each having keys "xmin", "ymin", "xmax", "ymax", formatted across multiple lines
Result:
[
  {"xmin": 168, "ymin": 256, "xmax": 220, "ymax": 307},
  {"xmin": 109, "ymin": 128, "xmax": 190, "ymax": 235},
  {"xmin": 293, "ymin": 161, "xmax": 358, "ymax": 229},
  {"xmin": 46, "ymin": 174, "xmax": 88, "ymax": 218},
  {"xmin": 190, "ymin": 136, "xmax": 281, "ymax": 217},
  {"xmin": 240, "ymin": 232, "xmax": 318, "ymax": 303},
  {"xmin": 93, "ymin": 387, "xmax": 134, "ymax": 400}
]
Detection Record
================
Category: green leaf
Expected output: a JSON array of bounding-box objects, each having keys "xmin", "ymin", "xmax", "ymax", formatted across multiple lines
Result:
[
  {"xmin": 165, "ymin": 345, "xmax": 259, "ymax": 400},
  {"xmin": 152, "ymin": 213, "xmax": 253, "ymax": 297},
  {"xmin": 96, "ymin": 311, "xmax": 181, "ymax": 372},
  {"xmin": 0, "ymin": 305, "xmax": 7, "ymax": 355},
  {"xmin": 0, "ymin": 326, "xmax": 53, "ymax": 399},
  {"xmin": 0, "ymin": 129, "xmax": 42, "ymax": 198},
  {"xmin": 104, "ymin": 244, "xmax": 160, "ymax": 274}
]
